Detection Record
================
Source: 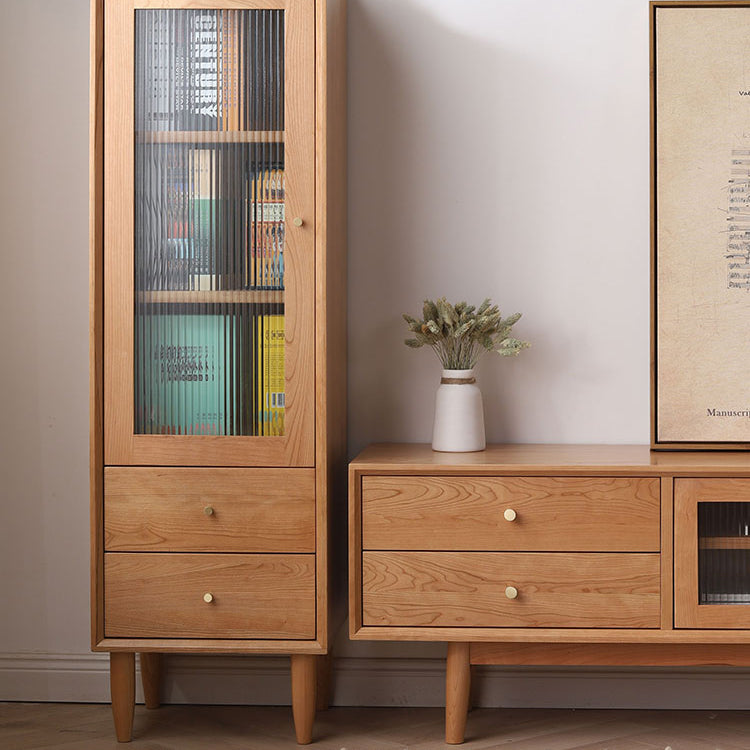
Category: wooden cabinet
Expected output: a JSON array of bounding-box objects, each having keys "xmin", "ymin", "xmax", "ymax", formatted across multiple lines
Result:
[
  {"xmin": 349, "ymin": 444, "xmax": 750, "ymax": 744},
  {"xmin": 90, "ymin": 0, "xmax": 346, "ymax": 742}
]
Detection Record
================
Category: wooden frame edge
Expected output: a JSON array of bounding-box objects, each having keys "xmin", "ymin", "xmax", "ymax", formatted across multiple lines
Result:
[
  {"xmin": 90, "ymin": 0, "xmax": 105, "ymax": 651},
  {"xmin": 348, "ymin": 466, "xmax": 363, "ymax": 637},
  {"xmin": 93, "ymin": 638, "xmax": 327, "ymax": 654},
  {"xmin": 650, "ymin": 1, "xmax": 750, "ymax": 449},
  {"xmin": 314, "ymin": 0, "xmax": 348, "ymax": 653}
]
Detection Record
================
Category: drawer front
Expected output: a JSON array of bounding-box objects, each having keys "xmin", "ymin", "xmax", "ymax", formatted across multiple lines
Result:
[
  {"xmin": 362, "ymin": 551, "xmax": 660, "ymax": 628},
  {"xmin": 105, "ymin": 553, "xmax": 315, "ymax": 639},
  {"xmin": 362, "ymin": 476, "xmax": 660, "ymax": 552},
  {"xmin": 105, "ymin": 468, "xmax": 315, "ymax": 553}
]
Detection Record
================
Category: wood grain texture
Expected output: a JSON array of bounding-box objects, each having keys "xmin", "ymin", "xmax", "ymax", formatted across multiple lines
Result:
[
  {"xmin": 110, "ymin": 652, "xmax": 135, "ymax": 742},
  {"xmin": 660, "ymin": 476, "xmax": 674, "ymax": 630},
  {"xmin": 102, "ymin": 0, "xmax": 135, "ymax": 465},
  {"xmin": 362, "ymin": 552, "xmax": 660, "ymax": 629},
  {"xmin": 349, "ymin": 469, "xmax": 363, "ymax": 636},
  {"xmin": 89, "ymin": 0, "xmax": 105, "ymax": 652},
  {"xmin": 471, "ymin": 642, "xmax": 750, "ymax": 667},
  {"xmin": 104, "ymin": 468, "xmax": 315, "ymax": 552},
  {"xmin": 139, "ymin": 652, "xmax": 160, "ymax": 709},
  {"xmin": 291, "ymin": 654, "xmax": 317, "ymax": 744},
  {"xmin": 350, "ymin": 625, "xmax": 750, "ymax": 644},
  {"xmin": 362, "ymin": 476, "xmax": 660, "ymax": 552},
  {"xmin": 350, "ymin": 443, "xmax": 750, "ymax": 474},
  {"xmin": 104, "ymin": 553, "xmax": 315, "ymax": 639},
  {"xmin": 445, "ymin": 643, "xmax": 470, "ymax": 744}
]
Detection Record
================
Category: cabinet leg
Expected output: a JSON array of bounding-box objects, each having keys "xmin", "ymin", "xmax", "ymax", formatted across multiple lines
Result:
[
  {"xmin": 110, "ymin": 652, "xmax": 135, "ymax": 743},
  {"xmin": 446, "ymin": 643, "xmax": 471, "ymax": 745},
  {"xmin": 291, "ymin": 654, "xmax": 317, "ymax": 744},
  {"xmin": 139, "ymin": 653, "xmax": 161, "ymax": 709},
  {"xmin": 316, "ymin": 653, "xmax": 332, "ymax": 711}
]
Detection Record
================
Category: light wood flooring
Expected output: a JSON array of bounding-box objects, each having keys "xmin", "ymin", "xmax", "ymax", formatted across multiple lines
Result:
[{"xmin": 4, "ymin": 703, "xmax": 750, "ymax": 749}]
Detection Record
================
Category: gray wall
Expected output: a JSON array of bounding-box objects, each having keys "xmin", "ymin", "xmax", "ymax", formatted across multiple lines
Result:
[{"xmin": 3, "ymin": 0, "xmax": 741, "ymax": 709}]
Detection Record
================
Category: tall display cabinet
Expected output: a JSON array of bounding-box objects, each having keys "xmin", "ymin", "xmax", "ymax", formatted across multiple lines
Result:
[{"xmin": 89, "ymin": 0, "xmax": 346, "ymax": 742}]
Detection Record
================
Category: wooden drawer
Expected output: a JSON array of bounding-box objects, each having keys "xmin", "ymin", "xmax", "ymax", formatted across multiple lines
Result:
[
  {"xmin": 104, "ymin": 553, "xmax": 315, "ymax": 639},
  {"xmin": 362, "ymin": 476, "xmax": 660, "ymax": 552},
  {"xmin": 362, "ymin": 551, "xmax": 660, "ymax": 628},
  {"xmin": 104, "ymin": 468, "xmax": 315, "ymax": 553}
]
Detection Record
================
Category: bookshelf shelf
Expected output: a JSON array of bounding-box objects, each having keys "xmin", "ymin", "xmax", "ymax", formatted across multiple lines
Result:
[
  {"xmin": 91, "ymin": 0, "xmax": 346, "ymax": 744},
  {"xmin": 138, "ymin": 290, "xmax": 285, "ymax": 304},
  {"xmin": 136, "ymin": 130, "xmax": 285, "ymax": 144},
  {"xmin": 699, "ymin": 536, "xmax": 750, "ymax": 550}
]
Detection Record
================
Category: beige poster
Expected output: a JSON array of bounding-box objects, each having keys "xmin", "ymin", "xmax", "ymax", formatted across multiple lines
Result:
[{"xmin": 656, "ymin": 5, "xmax": 750, "ymax": 444}]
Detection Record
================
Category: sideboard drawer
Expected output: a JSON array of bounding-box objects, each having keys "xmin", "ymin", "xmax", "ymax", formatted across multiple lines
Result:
[
  {"xmin": 104, "ymin": 553, "xmax": 316, "ymax": 639},
  {"xmin": 362, "ymin": 476, "xmax": 660, "ymax": 551},
  {"xmin": 104, "ymin": 468, "xmax": 315, "ymax": 553},
  {"xmin": 361, "ymin": 551, "xmax": 660, "ymax": 628}
]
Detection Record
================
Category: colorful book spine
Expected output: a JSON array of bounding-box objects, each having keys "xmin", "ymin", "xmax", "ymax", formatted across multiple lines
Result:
[
  {"xmin": 256, "ymin": 314, "xmax": 285, "ymax": 436},
  {"xmin": 249, "ymin": 168, "xmax": 285, "ymax": 289}
]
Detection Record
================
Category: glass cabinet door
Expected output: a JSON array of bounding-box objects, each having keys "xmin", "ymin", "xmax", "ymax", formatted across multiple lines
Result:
[
  {"xmin": 103, "ymin": 0, "xmax": 314, "ymax": 466},
  {"xmin": 675, "ymin": 479, "xmax": 750, "ymax": 627}
]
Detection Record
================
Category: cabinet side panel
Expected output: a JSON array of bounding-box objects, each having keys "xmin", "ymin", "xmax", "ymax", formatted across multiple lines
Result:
[
  {"xmin": 90, "ymin": 0, "xmax": 105, "ymax": 648},
  {"xmin": 316, "ymin": 0, "xmax": 347, "ymax": 650}
]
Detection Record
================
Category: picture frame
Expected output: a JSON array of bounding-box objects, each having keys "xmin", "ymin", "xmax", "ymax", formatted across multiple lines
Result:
[{"xmin": 652, "ymin": 1, "xmax": 750, "ymax": 449}]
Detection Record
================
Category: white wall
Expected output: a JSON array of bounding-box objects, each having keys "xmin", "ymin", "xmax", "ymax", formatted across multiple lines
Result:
[
  {"xmin": 3, "ymin": 0, "xmax": 737, "ymax": 710},
  {"xmin": 348, "ymin": 0, "xmax": 650, "ymax": 452}
]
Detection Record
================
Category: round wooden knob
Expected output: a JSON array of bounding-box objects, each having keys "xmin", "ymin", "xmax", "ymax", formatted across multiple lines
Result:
[
  {"xmin": 292, "ymin": 216, "xmax": 304, "ymax": 227},
  {"xmin": 503, "ymin": 508, "xmax": 517, "ymax": 522},
  {"xmin": 204, "ymin": 506, "xmax": 214, "ymax": 516},
  {"xmin": 203, "ymin": 593, "xmax": 214, "ymax": 603},
  {"xmin": 505, "ymin": 586, "xmax": 518, "ymax": 600}
]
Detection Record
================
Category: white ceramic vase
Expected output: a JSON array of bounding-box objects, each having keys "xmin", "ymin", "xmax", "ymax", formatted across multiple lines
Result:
[{"xmin": 431, "ymin": 368, "xmax": 486, "ymax": 452}]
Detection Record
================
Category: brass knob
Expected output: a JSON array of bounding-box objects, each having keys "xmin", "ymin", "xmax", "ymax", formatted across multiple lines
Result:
[
  {"xmin": 505, "ymin": 586, "xmax": 518, "ymax": 600},
  {"xmin": 204, "ymin": 506, "xmax": 214, "ymax": 516},
  {"xmin": 503, "ymin": 508, "xmax": 517, "ymax": 522},
  {"xmin": 292, "ymin": 217, "xmax": 303, "ymax": 227},
  {"xmin": 203, "ymin": 593, "xmax": 214, "ymax": 603}
]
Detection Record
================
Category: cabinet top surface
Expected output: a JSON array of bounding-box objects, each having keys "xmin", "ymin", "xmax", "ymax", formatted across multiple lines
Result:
[{"xmin": 349, "ymin": 443, "xmax": 750, "ymax": 474}]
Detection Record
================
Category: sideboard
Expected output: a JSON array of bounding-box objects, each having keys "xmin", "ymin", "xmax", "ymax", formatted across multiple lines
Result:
[{"xmin": 349, "ymin": 444, "xmax": 750, "ymax": 743}]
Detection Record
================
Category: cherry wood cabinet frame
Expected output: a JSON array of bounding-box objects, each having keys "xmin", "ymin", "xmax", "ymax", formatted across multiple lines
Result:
[
  {"xmin": 90, "ymin": 0, "xmax": 346, "ymax": 743},
  {"xmin": 350, "ymin": 444, "xmax": 750, "ymax": 744}
]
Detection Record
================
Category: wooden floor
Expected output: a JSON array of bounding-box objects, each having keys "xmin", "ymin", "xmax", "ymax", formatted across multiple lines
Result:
[{"xmin": 3, "ymin": 703, "xmax": 750, "ymax": 749}]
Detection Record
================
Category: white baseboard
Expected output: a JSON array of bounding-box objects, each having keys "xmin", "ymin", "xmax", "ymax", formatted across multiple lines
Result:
[{"xmin": 3, "ymin": 652, "xmax": 750, "ymax": 709}]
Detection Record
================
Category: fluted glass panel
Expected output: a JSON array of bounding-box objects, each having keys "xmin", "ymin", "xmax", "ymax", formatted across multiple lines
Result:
[
  {"xmin": 698, "ymin": 502, "xmax": 750, "ymax": 603},
  {"xmin": 133, "ymin": 9, "xmax": 285, "ymax": 437}
]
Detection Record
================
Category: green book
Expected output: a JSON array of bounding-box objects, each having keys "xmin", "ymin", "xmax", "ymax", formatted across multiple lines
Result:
[{"xmin": 136, "ymin": 313, "xmax": 237, "ymax": 435}]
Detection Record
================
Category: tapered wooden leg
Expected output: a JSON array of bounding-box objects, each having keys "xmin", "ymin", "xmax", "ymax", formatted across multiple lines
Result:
[
  {"xmin": 291, "ymin": 654, "xmax": 317, "ymax": 744},
  {"xmin": 316, "ymin": 653, "xmax": 332, "ymax": 711},
  {"xmin": 446, "ymin": 643, "xmax": 471, "ymax": 745},
  {"xmin": 110, "ymin": 652, "xmax": 135, "ymax": 743},
  {"xmin": 139, "ymin": 653, "xmax": 161, "ymax": 709}
]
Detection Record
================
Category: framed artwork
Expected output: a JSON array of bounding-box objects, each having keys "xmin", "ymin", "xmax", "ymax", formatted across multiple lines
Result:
[{"xmin": 652, "ymin": 1, "xmax": 750, "ymax": 449}]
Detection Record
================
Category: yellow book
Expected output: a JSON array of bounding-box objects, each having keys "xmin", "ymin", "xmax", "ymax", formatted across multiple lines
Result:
[{"xmin": 256, "ymin": 314, "xmax": 285, "ymax": 436}]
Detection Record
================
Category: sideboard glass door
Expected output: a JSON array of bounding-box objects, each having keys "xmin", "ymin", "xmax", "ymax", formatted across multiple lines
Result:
[{"xmin": 676, "ymin": 479, "xmax": 750, "ymax": 627}]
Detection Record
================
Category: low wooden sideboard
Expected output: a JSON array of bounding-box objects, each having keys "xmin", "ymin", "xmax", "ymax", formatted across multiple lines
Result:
[{"xmin": 349, "ymin": 444, "xmax": 750, "ymax": 743}]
